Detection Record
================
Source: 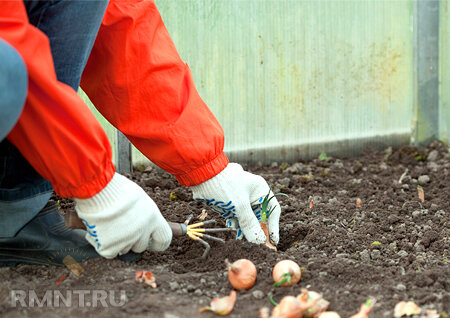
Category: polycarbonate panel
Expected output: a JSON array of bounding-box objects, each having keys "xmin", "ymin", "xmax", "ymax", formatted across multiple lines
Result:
[
  {"xmin": 129, "ymin": 0, "xmax": 414, "ymax": 164},
  {"xmin": 440, "ymin": 1, "xmax": 450, "ymax": 145}
]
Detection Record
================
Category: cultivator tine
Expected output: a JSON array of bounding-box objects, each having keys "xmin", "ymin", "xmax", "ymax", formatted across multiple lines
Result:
[
  {"xmin": 184, "ymin": 214, "xmax": 194, "ymax": 225},
  {"xmin": 187, "ymin": 219, "xmax": 217, "ymax": 229},
  {"xmin": 188, "ymin": 232, "xmax": 211, "ymax": 259},
  {"xmin": 191, "ymin": 227, "xmax": 236, "ymax": 233},
  {"xmin": 181, "ymin": 218, "xmax": 236, "ymax": 258},
  {"xmin": 191, "ymin": 232, "xmax": 226, "ymax": 244}
]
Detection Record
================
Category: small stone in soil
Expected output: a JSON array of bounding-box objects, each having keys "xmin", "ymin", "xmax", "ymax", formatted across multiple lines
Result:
[
  {"xmin": 427, "ymin": 150, "xmax": 439, "ymax": 161},
  {"xmin": 418, "ymin": 175, "xmax": 430, "ymax": 185},
  {"xmin": 371, "ymin": 249, "xmax": 381, "ymax": 260},
  {"xmin": 252, "ymin": 290, "xmax": 265, "ymax": 299},
  {"xmin": 169, "ymin": 282, "xmax": 180, "ymax": 290},
  {"xmin": 360, "ymin": 250, "xmax": 370, "ymax": 262},
  {"xmin": 395, "ymin": 283, "xmax": 406, "ymax": 291}
]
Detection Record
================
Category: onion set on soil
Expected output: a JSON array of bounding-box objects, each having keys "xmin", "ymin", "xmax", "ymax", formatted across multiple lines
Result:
[
  {"xmin": 260, "ymin": 192, "xmax": 288, "ymax": 251},
  {"xmin": 199, "ymin": 290, "xmax": 237, "ymax": 316},
  {"xmin": 225, "ymin": 258, "xmax": 257, "ymax": 290},
  {"xmin": 272, "ymin": 260, "xmax": 302, "ymax": 287}
]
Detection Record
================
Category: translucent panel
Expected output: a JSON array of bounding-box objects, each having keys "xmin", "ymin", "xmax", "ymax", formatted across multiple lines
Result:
[
  {"xmin": 440, "ymin": 2, "xmax": 450, "ymax": 145},
  {"xmin": 131, "ymin": 0, "xmax": 414, "ymax": 164}
]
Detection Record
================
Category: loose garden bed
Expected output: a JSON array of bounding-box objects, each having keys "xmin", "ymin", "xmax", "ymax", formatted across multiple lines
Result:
[{"xmin": 1, "ymin": 142, "xmax": 449, "ymax": 317}]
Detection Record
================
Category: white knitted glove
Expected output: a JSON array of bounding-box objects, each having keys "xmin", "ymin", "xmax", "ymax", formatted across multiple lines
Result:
[
  {"xmin": 74, "ymin": 173, "xmax": 172, "ymax": 259},
  {"xmin": 190, "ymin": 163, "xmax": 281, "ymax": 245}
]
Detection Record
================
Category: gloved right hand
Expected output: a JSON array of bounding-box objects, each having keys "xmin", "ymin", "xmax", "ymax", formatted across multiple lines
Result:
[{"xmin": 74, "ymin": 173, "xmax": 172, "ymax": 259}]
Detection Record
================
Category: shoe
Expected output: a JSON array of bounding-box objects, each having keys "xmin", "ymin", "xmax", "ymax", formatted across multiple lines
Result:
[{"xmin": 0, "ymin": 202, "xmax": 140, "ymax": 266}]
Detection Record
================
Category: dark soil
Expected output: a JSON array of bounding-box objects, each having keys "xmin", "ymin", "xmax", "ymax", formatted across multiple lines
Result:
[{"xmin": 1, "ymin": 142, "xmax": 449, "ymax": 318}]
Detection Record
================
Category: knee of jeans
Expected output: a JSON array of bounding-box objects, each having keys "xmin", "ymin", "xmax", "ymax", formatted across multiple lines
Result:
[{"xmin": 0, "ymin": 40, "xmax": 28, "ymax": 136}]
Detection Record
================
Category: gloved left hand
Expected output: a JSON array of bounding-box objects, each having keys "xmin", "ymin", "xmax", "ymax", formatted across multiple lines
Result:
[{"xmin": 190, "ymin": 163, "xmax": 282, "ymax": 245}]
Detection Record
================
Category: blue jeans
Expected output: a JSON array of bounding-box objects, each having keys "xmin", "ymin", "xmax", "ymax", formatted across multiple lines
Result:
[{"xmin": 0, "ymin": 0, "xmax": 109, "ymax": 237}]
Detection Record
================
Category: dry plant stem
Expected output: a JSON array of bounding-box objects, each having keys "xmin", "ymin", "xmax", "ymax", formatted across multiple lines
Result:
[
  {"xmin": 261, "ymin": 221, "xmax": 277, "ymax": 251},
  {"xmin": 398, "ymin": 169, "xmax": 409, "ymax": 184}
]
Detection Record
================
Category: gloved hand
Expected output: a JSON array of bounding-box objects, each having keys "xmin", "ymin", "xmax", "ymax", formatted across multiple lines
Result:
[
  {"xmin": 74, "ymin": 173, "xmax": 172, "ymax": 259},
  {"xmin": 190, "ymin": 163, "xmax": 282, "ymax": 245}
]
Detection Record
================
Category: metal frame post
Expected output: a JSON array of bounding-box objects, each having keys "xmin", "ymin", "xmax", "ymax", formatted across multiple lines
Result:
[
  {"xmin": 414, "ymin": 0, "xmax": 440, "ymax": 145},
  {"xmin": 116, "ymin": 130, "xmax": 132, "ymax": 174}
]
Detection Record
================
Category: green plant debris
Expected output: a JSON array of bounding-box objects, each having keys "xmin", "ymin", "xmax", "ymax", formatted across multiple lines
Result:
[
  {"xmin": 169, "ymin": 192, "xmax": 177, "ymax": 201},
  {"xmin": 261, "ymin": 191, "xmax": 288, "ymax": 222},
  {"xmin": 319, "ymin": 168, "xmax": 330, "ymax": 177},
  {"xmin": 280, "ymin": 162, "xmax": 289, "ymax": 170},
  {"xmin": 319, "ymin": 152, "xmax": 329, "ymax": 162},
  {"xmin": 135, "ymin": 164, "xmax": 146, "ymax": 172},
  {"xmin": 273, "ymin": 272, "xmax": 291, "ymax": 287},
  {"xmin": 443, "ymin": 258, "xmax": 448, "ymax": 263},
  {"xmin": 269, "ymin": 294, "xmax": 278, "ymax": 307},
  {"xmin": 414, "ymin": 152, "xmax": 427, "ymax": 161},
  {"xmin": 371, "ymin": 241, "xmax": 382, "ymax": 246},
  {"xmin": 299, "ymin": 173, "xmax": 314, "ymax": 181}
]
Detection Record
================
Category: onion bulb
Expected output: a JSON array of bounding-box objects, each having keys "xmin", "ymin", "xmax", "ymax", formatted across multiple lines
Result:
[
  {"xmin": 350, "ymin": 299, "xmax": 376, "ymax": 318},
  {"xmin": 225, "ymin": 258, "xmax": 257, "ymax": 290},
  {"xmin": 272, "ymin": 260, "xmax": 302, "ymax": 287},
  {"xmin": 318, "ymin": 312, "xmax": 341, "ymax": 318},
  {"xmin": 298, "ymin": 289, "xmax": 330, "ymax": 318},
  {"xmin": 261, "ymin": 222, "xmax": 277, "ymax": 251},
  {"xmin": 199, "ymin": 290, "xmax": 236, "ymax": 316},
  {"xmin": 271, "ymin": 296, "xmax": 303, "ymax": 318}
]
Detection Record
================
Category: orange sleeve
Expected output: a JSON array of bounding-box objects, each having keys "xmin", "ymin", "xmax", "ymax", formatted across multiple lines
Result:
[
  {"xmin": 0, "ymin": 2, "xmax": 115, "ymax": 198},
  {"xmin": 80, "ymin": 0, "xmax": 228, "ymax": 187}
]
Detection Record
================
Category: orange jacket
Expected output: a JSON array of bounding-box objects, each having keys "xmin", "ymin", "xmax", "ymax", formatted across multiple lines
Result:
[{"xmin": 0, "ymin": 0, "xmax": 228, "ymax": 199}]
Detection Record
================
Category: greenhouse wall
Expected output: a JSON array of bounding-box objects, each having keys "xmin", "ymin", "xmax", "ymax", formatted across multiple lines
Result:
[
  {"xmin": 80, "ymin": 0, "xmax": 448, "ymax": 169},
  {"xmin": 440, "ymin": 1, "xmax": 450, "ymax": 145}
]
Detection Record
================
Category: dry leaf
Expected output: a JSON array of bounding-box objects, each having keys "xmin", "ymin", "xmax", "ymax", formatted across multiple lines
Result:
[
  {"xmin": 135, "ymin": 270, "xmax": 157, "ymax": 288},
  {"xmin": 398, "ymin": 169, "xmax": 409, "ymax": 184},
  {"xmin": 55, "ymin": 272, "xmax": 70, "ymax": 286},
  {"xmin": 62, "ymin": 255, "xmax": 84, "ymax": 277},
  {"xmin": 394, "ymin": 301, "xmax": 421, "ymax": 317},
  {"xmin": 200, "ymin": 290, "xmax": 236, "ymax": 316},
  {"xmin": 417, "ymin": 186, "xmax": 425, "ymax": 203},
  {"xmin": 199, "ymin": 209, "xmax": 208, "ymax": 221},
  {"xmin": 356, "ymin": 198, "xmax": 363, "ymax": 207}
]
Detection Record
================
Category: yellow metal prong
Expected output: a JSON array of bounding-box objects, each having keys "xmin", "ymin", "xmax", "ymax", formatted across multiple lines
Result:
[
  {"xmin": 187, "ymin": 222, "xmax": 204, "ymax": 229},
  {"xmin": 187, "ymin": 232, "xmax": 199, "ymax": 240},
  {"xmin": 189, "ymin": 228, "xmax": 206, "ymax": 233}
]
